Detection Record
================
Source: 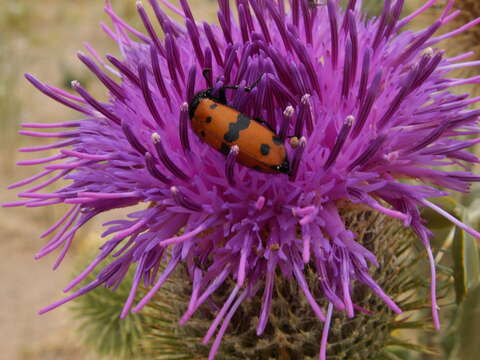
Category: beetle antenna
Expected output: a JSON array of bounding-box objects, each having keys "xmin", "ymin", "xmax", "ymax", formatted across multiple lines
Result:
[
  {"xmin": 222, "ymin": 73, "xmax": 265, "ymax": 92},
  {"xmin": 245, "ymin": 73, "xmax": 264, "ymax": 92},
  {"xmin": 223, "ymin": 85, "xmax": 240, "ymax": 90}
]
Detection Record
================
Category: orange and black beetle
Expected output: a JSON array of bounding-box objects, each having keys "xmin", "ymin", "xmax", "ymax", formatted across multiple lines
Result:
[{"xmin": 188, "ymin": 79, "xmax": 290, "ymax": 174}]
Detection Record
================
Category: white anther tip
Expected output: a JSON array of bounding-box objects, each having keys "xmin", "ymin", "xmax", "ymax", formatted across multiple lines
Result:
[
  {"xmin": 301, "ymin": 94, "xmax": 311, "ymax": 104},
  {"xmin": 231, "ymin": 145, "xmax": 240, "ymax": 154},
  {"xmin": 151, "ymin": 132, "xmax": 161, "ymax": 144},
  {"xmin": 425, "ymin": 47, "xmax": 434, "ymax": 56},
  {"xmin": 283, "ymin": 105, "xmax": 294, "ymax": 117}
]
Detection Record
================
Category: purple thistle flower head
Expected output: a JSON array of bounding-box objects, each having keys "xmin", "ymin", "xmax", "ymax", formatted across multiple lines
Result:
[{"xmin": 7, "ymin": 0, "xmax": 480, "ymax": 358}]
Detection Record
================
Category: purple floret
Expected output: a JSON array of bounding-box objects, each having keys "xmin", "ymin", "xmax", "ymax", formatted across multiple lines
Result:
[{"xmin": 6, "ymin": 0, "xmax": 480, "ymax": 358}]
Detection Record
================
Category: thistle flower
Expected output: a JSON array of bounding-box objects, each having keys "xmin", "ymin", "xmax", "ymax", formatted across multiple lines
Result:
[
  {"xmin": 137, "ymin": 209, "xmax": 450, "ymax": 360},
  {"xmin": 6, "ymin": 0, "xmax": 480, "ymax": 359}
]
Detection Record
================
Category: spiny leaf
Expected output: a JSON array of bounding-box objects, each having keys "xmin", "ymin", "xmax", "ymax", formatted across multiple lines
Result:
[{"xmin": 70, "ymin": 263, "xmax": 146, "ymax": 359}]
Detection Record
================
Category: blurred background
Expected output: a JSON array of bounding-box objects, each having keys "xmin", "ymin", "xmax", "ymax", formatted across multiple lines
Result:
[
  {"xmin": 1, "ymin": 0, "xmax": 479, "ymax": 359},
  {"xmin": 0, "ymin": 2, "xmax": 137, "ymax": 359},
  {"xmin": 0, "ymin": 1, "xmax": 217, "ymax": 359}
]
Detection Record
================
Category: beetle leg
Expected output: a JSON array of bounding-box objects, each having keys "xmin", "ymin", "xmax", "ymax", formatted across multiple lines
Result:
[
  {"xmin": 217, "ymin": 87, "xmax": 228, "ymax": 105},
  {"xmin": 253, "ymin": 117, "xmax": 275, "ymax": 132},
  {"xmin": 223, "ymin": 73, "xmax": 264, "ymax": 93}
]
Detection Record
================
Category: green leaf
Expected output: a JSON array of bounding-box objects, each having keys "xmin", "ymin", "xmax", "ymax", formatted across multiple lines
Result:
[
  {"xmin": 386, "ymin": 339, "xmax": 438, "ymax": 356},
  {"xmin": 383, "ymin": 345, "xmax": 419, "ymax": 360},
  {"xmin": 452, "ymin": 207, "xmax": 480, "ymax": 304},
  {"xmin": 423, "ymin": 196, "xmax": 461, "ymax": 230},
  {"xmin": 422, "ymin": 197, "xmax": 480, "ymax": 304},
  {"xmin": 462, "ymin": 208, "xmax": 480, "ymax": 291},
  {"xmin": 447, "ymin": 284, "xmax": 480, "ymax": 360},
  {"xmin": 452, "ymin": 224, "xmax": 468, "ymax": 304},
  {"xmin": 389, "ymin": 320, "xmax": 434, "ymax": 331}
]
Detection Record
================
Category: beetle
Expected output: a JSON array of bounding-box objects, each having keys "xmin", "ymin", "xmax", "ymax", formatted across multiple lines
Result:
[{"xmin": 187, "ymin": 72, "xmax": 290, "ymax": 174}]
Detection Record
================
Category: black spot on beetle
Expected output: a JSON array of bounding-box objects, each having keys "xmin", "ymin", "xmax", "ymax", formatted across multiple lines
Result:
[
  {"xmin": 206, "ymin": 116, "xmax": 212, "ymax": 123},
  {"xmin": 210, "ymin": 103, "xmax": 218, "ymax": 109},
  {"xmin": 224, "ymin": 113, "xmax": 251, "ymax": 142},
  {"xmin": 220, "ymin": 142, "xmax": 231, "ymax": 155},
  {"xmin": 253, "ymin": 165, "xmax": 263, "ymax": 172},
  {"xmin": 272, "ymin": 135, "xmax": 283, "ymax": 145},
  {"xmin": 260, "ymin": 144, "xmax": 270, "ymax": 156},
  {"xmin": 200, "ymin": 130, "xmax": 206, "ymax": 137}
]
